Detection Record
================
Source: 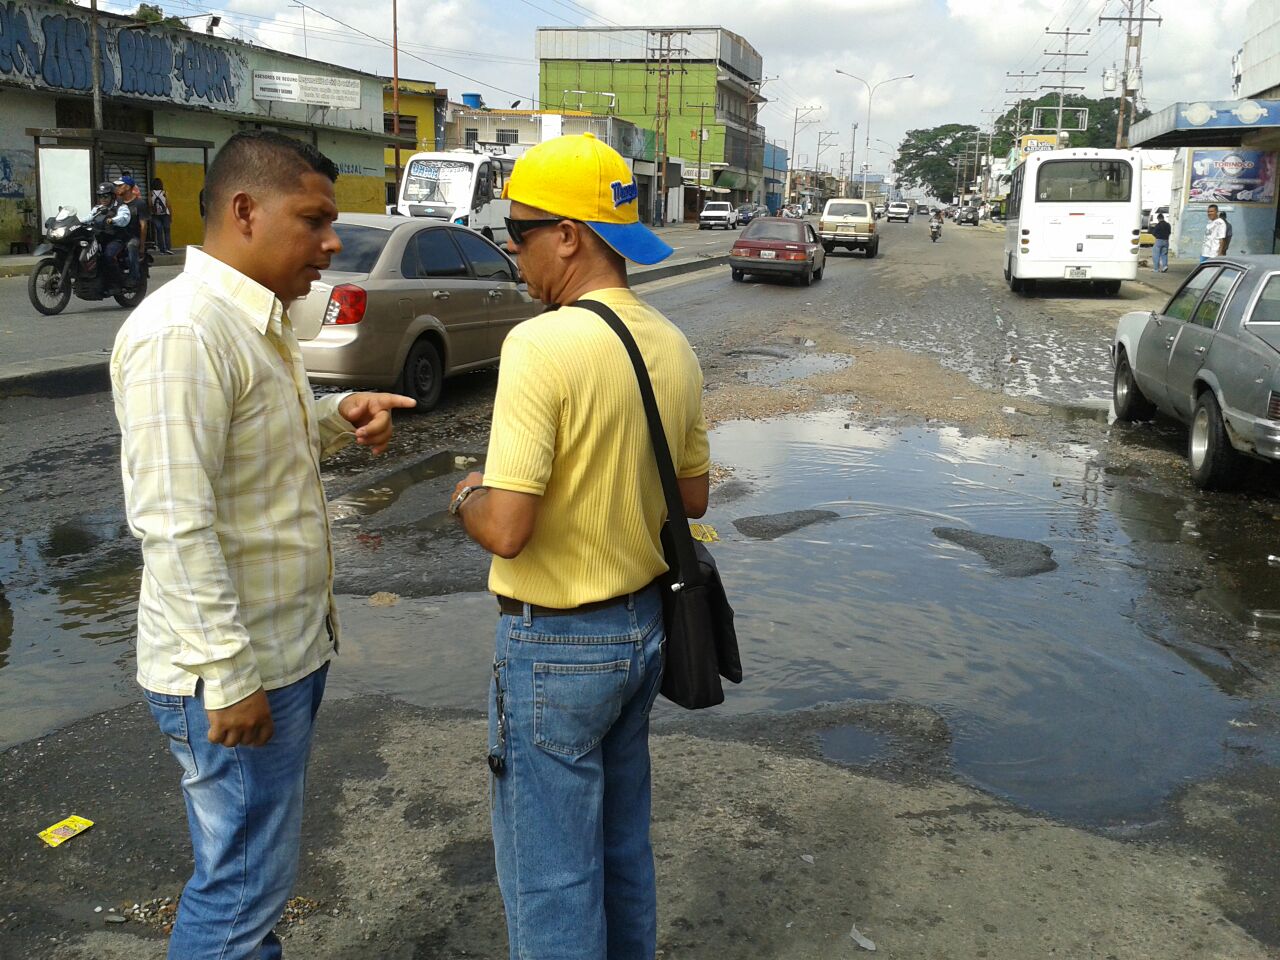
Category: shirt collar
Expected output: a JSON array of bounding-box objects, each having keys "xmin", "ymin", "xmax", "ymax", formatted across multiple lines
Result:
[{"xmin": 183, "ymin": 246, "xmax": 287, "ymax": 337}]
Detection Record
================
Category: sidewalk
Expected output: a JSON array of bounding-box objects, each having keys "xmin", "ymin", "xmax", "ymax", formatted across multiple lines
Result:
[{"xmin": 1131, "ymin": 258, "xmax": 1195, "ymax": 298}]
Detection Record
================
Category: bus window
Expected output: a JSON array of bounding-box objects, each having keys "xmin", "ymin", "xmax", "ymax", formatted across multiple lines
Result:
[{"xmin": 1036, "ymin": 160, "xmax": 1132, "ymax": 203}]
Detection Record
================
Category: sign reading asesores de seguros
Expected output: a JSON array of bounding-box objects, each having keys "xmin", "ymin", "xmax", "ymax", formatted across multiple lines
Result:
[{"xmin": 252, "ymin": 71, "xmax": 361, "ymax": 110}]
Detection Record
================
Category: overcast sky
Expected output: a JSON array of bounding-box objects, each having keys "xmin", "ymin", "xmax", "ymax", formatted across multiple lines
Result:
[{"xmin": 98, "ymin": 0, "xmax": 1247, "ymax": 174}]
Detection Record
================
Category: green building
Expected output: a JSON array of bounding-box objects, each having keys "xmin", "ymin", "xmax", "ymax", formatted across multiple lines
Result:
[{"xmin": 537, "ymin": 26, "xmax": 765, "ymax": 222}]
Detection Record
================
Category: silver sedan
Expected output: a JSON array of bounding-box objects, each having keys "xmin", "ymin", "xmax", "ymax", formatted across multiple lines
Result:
[
  {"xmin": 1112, "ymin": 255, "xmax": 1280, "ymax": 489},
  {"xmin": 291, "ymin": 214, "xmax": 538, "ymax": 411}
]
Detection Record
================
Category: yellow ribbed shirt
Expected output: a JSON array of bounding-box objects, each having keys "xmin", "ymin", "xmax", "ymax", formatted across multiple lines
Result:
[{"xmin": 483, "ymin": 287, "xmax": 710, "ymax": 608}]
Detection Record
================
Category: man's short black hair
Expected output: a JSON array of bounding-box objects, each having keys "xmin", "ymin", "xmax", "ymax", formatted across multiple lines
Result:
[{"xmin": 203, "ymin": 131, "xmax": 339, "ymax": 223}]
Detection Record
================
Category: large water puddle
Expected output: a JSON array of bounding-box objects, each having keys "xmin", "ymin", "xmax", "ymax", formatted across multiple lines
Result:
[{"xmin": 3, "ymin": 413, "xmax": 1279, "ymax": 829}]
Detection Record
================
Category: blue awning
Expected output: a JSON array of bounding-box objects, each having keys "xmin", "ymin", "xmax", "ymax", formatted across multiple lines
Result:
[{"xmin": 1131, "ymin": 99, "xmax": 1280, "ymax": 149}]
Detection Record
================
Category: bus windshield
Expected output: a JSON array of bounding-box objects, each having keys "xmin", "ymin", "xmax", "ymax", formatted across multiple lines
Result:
[
  {"xmin": 403, "ymin": 158, "xmax": 476, "ymax": 208},
  {"xmin": 1035, "ymin": 159, "xmax": 1133, "ymax": 203}
]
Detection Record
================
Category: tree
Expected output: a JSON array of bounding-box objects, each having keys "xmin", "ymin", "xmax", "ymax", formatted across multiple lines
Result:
[
  {"xmin": 131, "ymin": 3, "xmax": 183, "ymax": 26},
  {"xmin": 892, "ymin": 123, "xmax": 979, "ymax": 200}
]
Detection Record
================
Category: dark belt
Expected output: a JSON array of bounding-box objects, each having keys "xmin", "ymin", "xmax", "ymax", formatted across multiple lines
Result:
[{"xmin": 496, "ymin": 592, "xmax": 632, "ymax": 618}]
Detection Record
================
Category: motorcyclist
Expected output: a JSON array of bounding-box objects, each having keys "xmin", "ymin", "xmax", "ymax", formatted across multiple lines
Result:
[
  {"xmin": 930, "ymin": 208, "xmax": 943, "ymax": 235},
  {"xmin": 92, "ymin": 181, "xmax": 132, "ymax": 292}
]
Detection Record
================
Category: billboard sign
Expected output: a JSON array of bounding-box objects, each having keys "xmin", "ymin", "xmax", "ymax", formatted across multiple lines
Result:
[
  {"xmin": 253, "ymin": 72, "xmax": 361, "ymax": 110},
  {"xmin": 1019, "ymin": 134, "xmax": 1058, "ymax": 159},
  {"xmin": 1189, "ymin": 149, "xmax": 1276, "ymax": 204}
]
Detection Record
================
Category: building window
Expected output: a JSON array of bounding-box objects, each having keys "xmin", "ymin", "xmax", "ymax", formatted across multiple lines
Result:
[
  {"xmin": 384, "ymin": 113, "xmax": 417, "ymax": 139},
  {"xmin": 465, "ymin": 128, "xmax": 479, "ymax": 148},
  {"xmin": 496, "ymin": 128, "xmax": 519, "ymax": 145}
]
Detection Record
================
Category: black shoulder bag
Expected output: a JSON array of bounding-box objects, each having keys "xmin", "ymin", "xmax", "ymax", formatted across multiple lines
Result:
[{"xmin": 576, "ymin": 299, "xmax": 741, "ymax": 709}]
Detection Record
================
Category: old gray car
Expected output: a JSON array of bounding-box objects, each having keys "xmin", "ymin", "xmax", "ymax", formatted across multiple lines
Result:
[{"xmin": 1112, "ymin": 256, "xmax": 1280, "ymax": 489}]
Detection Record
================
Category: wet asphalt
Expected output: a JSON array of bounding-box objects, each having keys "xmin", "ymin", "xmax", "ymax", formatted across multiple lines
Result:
[{"xmin": 5, "ymin": 220, "xmax": 1280, "ymax": 954}]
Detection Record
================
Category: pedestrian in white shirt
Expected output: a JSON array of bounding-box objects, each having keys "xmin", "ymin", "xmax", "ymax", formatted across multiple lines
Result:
[
  {"xmin": 111, "ymin": 131, "xmax": 415, "ymax": 960},
  {"xmin": 1202, "ymin": 203, "xmax": 1227, "ymax": 262}
]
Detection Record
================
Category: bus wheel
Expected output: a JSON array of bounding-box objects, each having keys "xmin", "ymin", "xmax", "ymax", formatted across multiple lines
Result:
[{"xmin": 1008, "ymin": 272, "xmax": 1023, "ymax": 294}]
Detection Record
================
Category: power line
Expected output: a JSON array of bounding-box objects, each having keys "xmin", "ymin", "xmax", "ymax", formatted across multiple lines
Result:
[
  {"xmin": 1040, "ymin": 27, "xmax": 1091, "ymax": 139},
  {"xmin": 1100, "ymin": 0, "xmax": 1162, "ymax": 146}
]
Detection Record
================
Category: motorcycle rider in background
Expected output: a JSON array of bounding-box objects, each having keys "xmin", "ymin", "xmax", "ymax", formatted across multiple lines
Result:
[
  {"xmin": 94, "ymin": 181, "xmax": 132, "ymax": 293},
  {"xmin": 929, "ymin": 207, "xmax": 943, "ymax": 240}
]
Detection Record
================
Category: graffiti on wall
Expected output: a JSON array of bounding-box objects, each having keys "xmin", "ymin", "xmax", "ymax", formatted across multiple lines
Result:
[
  {"xmin": 0, "ymin": 0, "xmax": 247, "ymax": 106},
  {"xmin": 0, "ymin": 155, "xmax": 25, "ymax": 198}
]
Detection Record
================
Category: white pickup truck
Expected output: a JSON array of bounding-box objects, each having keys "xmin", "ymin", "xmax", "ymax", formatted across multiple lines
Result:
[{"xmin": 699, "ymin": 201, "xmax": 739, "ymax": 230}]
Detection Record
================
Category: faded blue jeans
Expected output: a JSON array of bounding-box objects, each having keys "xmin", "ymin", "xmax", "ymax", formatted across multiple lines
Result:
[
  {"xmin": 1152, "ymin": 238, "xmax": 1169, "ymax": 272},
  {"xmin": 489, "ymin": 584, "xmax": 665, "ymax": 960},
  {"xmin": 145, "ymin": 663, "xmax": 329, "ymax": 960}
]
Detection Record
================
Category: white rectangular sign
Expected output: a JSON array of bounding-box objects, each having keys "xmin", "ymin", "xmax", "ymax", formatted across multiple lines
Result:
[{"xmin": 253, "ymin": 72, "xmax": 362, "ymax": 110}]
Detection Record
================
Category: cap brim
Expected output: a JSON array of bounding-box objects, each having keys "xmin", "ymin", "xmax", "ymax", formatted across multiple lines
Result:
[{"xmin": 586, "ymin": 220, "xmax": 673, "ymax": 266}]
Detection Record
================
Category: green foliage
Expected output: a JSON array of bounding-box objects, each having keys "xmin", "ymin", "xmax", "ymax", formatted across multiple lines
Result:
[
  {"xmin": 131, "ymin": 3, "xmax": 183, "ymax": 26},
  {"xmin": 892, "ymin": 123, "xmax": 979, "ymax": 200}
]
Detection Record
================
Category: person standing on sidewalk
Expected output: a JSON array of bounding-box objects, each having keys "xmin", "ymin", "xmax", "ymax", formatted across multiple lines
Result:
[
  {"xmin": 1150, "ymin": 212, "xmax": 1171, "ymax": 272},
  {"xmin": 450, "ymin": 132, "xmax": 710, "ymax": 960},
  {"xmin": 111, "ymin": 130, "xmax": 415, "ymax": 960},
  {"xmin": 150, "ymin": 177, "xmax": 173, "ymax": 254},
  {"xmin": 1202, "ymin": 204, "xmax": 1227, "ymax": 262}
]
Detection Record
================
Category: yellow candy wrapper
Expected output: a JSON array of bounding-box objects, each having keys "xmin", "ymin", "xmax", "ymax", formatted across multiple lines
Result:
[
  {"xmin": 38, "ymin": 814, "xmax": 94, "ymax": 848},
  {"xmin": 689, "ymin": 523, "xmax": 719, "ymax": 544}
]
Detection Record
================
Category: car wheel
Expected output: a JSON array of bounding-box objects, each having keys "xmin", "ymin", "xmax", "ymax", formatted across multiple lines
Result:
[
  {"xmin": 402, "ymin": 337, "xmax": 444, "ymax": 411},
  {"xmin": 1112, "ymin": 350, "xmax": 1156, "ymax": 422},
  {"xmin": 1189, "ymin": 390, "xmax": 1241, "ymax": 490},
  {"xmin": 866, "ymin": 241, "xmax": 879, "ymax": 259},
  {"xmin": 814, "ymin": 260, "xmax": 824, "ymax": 281},
  {"xmin": 731, "ymin": 268, "xmax": 744, "ymax": 282},
  {"xmin": 802, "ymin": 265, "xmax": 814, "ymax": 286}
]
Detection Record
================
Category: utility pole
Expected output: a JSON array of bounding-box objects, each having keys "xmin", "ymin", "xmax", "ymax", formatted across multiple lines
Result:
[
  {"xmin": 392, "ymin": 0, "xmax": 401, "ymax": 202},
  {"xmin": 815, "ymin": 130, "xmax": 838, "ymax": 171},
  {"xmin": 1101, "ymin": 1, "xmax": 1162, "ymax": 147},
  {"xmin": 784, "ymin": 105, "xmax": 820, "ymax": 205},
  {"xmin": 1005, "ymin": 71, "xmax": 1038, "ymax": 138},
  {"xmin": 1041, "ymin": 27, "xmax": 1090, "ymax": 142},
  {"xmin": 849, "ymin": 122, "xmax": 858, "ymax": 197},
  {"xmin": 89, "ymin": 0, "xmax": 103, "ymax": 133},
  {"xmin": 290, "ymin": 2, "xmax": 309, "ymax": 57},
  {"xmin": 687, "ymin": 102, "xmax": 711, "ymax": 212},
  {"xmin": 980, "ymin": 107, "xmax": 1000, "ymax": 201},
  {"xmin": 647, "ymin": 30, "xmax": 689, "ymax": 225}
]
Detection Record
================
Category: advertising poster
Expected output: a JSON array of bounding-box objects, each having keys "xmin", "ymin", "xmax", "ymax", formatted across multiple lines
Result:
[{"xmin": 1189, "ymin": 149, "xmax": 1276, "ymax": 204}]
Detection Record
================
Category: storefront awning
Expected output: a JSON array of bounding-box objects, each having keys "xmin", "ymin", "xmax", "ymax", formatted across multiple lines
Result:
[
  {"xmin": 714, "ymin": 169, "xmax": 745, "ymax": 190},
  {"xmin": 1130, "ymin": 100, "xmax": 1280, "ymax": 149}
]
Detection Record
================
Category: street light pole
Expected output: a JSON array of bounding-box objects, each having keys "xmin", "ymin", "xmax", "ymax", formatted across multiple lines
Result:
[{"xmin": 835, "ymin": 69, "xmax": 913, "ymax": 208}]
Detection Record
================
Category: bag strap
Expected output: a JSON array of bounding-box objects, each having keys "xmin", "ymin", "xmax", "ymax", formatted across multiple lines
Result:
[{"xmin": 574, "ymin": 298, "xmax": 703, "ymax": 589}]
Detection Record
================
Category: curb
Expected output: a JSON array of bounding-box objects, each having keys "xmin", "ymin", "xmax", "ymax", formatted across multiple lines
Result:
[
  {"xmin": 0, "ymin": 255, "xmax": 729, "ymax": 401},
  {"xmin": 0, "ymin": 253, "xmax": 187, "ymax": 279}
]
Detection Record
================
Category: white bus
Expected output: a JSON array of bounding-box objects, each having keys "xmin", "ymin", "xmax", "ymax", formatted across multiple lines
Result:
[
  {"xmin": 395, "ymin": 150, "xmax": 516, "ymax": 244},
  {"xmin": 1004, "ymin": 148, "xmax": 1142, "ymax": 296}
]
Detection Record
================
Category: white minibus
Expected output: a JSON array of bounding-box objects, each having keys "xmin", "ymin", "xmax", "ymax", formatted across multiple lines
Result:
[
  {"xmin": 1004, "ymin": 148, "xmax": 1142, "ymax": 296},
  {"xmin": 395, "ymin": 151, "xmax": 516, "ymax": 244}
]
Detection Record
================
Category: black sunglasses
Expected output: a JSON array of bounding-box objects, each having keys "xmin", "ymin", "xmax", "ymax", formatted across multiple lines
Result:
[{"xmin": 504, "ymin": 216, "xmax": 579, "ymax": 246}]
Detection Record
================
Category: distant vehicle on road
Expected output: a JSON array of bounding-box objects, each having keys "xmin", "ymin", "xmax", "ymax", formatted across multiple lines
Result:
[
  {"xmin": 737, "ymin": 204, "xmax": 759, "ymax": 225},
  {"xmin": 291, "ymin": 214, "xmax": 538, "ymax": 410},
  {"xmin": 730, "ymin": 216, "xmax": 826, "ymax": 285},
  {"xmin": 874, "ymin": 203, "xmax": 887, "ymax": 218},
  {"xmin": 886, "ymin": 201, "xmax": 912, "ymax": 223},
  {"xmin": 1005, "ymin": 148, "xmax": 1142, "ymax": 297},
  {"xmin": 957, "ymin": 205, "xmax": 980, "ymax": 225},
  {"xmin": 395, "ymin": 150, "xmax": 515, "ymax": 245},
  {"xmin": 818, "ymin": 198, "xmax": 879, "ymax": 257},
  {"xmin": 700, "ymin": 201, "xmax": 739, "ymax": 230},
  {"xmin": 1112, "ymin": 255, "xmax": 1280, "ymax": 489}
]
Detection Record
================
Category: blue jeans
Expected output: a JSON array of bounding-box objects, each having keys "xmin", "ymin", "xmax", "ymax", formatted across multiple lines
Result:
[
  {"xmin": 145, "ymin": 663, "xmax": 329, "ymax": 960},
  {"xmin": 1153, "ymin": 239, "xmax": 1169, "ymax": 271},
  {"xmin": 489, "ymin": 585, "xmax": 665, "ymax": 960}
]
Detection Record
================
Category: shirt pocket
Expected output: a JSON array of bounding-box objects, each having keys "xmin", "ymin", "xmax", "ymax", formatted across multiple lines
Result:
[{"xmin": 533, "ymin": 659, "xmax": 631, "ymax": 759}]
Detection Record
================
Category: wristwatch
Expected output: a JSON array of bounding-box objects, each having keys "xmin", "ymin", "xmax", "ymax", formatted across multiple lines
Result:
[{"xmin": 449, "ymin": 484, "xmax": 485, "ymax": 516}]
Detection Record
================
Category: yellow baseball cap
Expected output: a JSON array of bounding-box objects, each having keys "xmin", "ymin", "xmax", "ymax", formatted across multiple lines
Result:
[{"xmin": 502, "ymin": 132, "xmax": 673, "ymax": 265}]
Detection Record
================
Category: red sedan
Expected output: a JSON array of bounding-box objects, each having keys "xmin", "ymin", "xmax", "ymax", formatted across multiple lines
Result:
[{"xmin": 730, "ymin": 217, "xmax": 827, "ymax": 286}]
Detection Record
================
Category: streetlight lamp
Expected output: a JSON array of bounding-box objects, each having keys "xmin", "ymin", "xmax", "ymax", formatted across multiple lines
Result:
[{"xmin": 835, "ymin": 69, "xmax": 914, "ymax": 205}]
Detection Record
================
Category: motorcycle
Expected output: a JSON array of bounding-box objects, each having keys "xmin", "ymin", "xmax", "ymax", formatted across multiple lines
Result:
[
  {"xmin": 27, "ymin": 206, "xmax": 149, "ymax": 316},
  {"xmin": 930, "ymin": 219, "xmax": 942, "ymax": 243}
]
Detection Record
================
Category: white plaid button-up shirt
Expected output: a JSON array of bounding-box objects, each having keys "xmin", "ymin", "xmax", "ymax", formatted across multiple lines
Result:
[{"xmin": 111, "ymin": 248, "xmax": 353, "ymax": 709}]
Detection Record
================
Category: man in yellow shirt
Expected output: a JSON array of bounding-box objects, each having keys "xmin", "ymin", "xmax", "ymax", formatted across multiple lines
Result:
[
  {"xmin": 451, "ymin": 133, "xmax": 710, "ymax": 958},
  {"xmin": 112, "ymin": 131, "xmax": 414, "ymax": 959}
]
